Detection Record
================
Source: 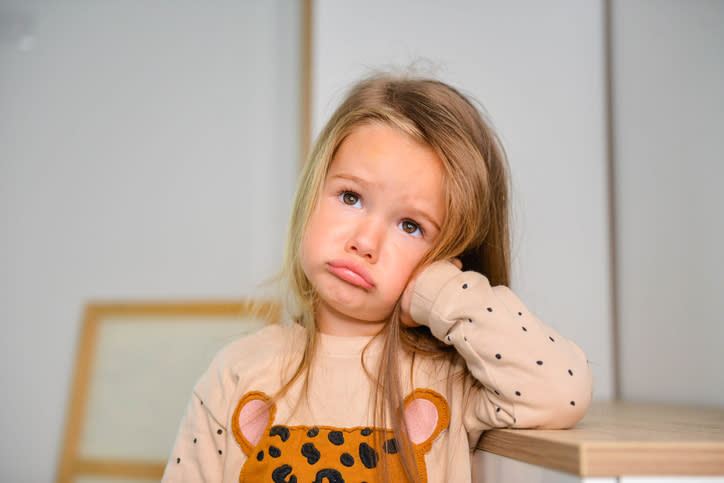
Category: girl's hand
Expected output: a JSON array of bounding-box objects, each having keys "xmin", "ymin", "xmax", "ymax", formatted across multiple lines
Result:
[{"xmin": 400, "ymin": 258, "xmax": 463, "ymax": 327}]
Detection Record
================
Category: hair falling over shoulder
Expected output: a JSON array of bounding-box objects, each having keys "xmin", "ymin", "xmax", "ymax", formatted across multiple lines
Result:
[{"xmin": 277, "ymin": 72, "xmax": 512, "ymax": 481}]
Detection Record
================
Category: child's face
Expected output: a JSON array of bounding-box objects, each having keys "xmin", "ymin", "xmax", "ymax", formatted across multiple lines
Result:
[{"xmin": 301, "ymin": 123, "xmax": 445, "ymax": 335}]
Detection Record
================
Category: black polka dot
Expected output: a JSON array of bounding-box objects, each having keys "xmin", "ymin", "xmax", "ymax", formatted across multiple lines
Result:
[
  {"xmin": 269, "ymin": 446, "xmax": 281, "ymax": 458},
  {"xmin": 256, "ymin": 450, "xmax": 264, "ymax": 461},
  {"xmin": 495, "ymin": 354, "xmax": 501, "ymax": 359},
  {"xmin": 307, "ymin": 427, "xmax": 319, "ymax": 438},
  {"xmin": 496, "ymin": 407, "xmax": 500, "ymax": 413},
  {"xmin": 468, "ymin": 318, "xmax": 473, "ymax": 323},
  {"xmin": 464, "ymin": 337, "xmax": 467, "ymax": 341},
  {"xmin": 570, "ymin": 401, "xmax": 576, "ymax": 406},
  {"xmin": 568, "ymin": 369, "xmax": 574, "ymax": 376},
  {"xmin": 176, "ymin": 457, "xmax": 180, "ymax": 464},
  {"xmin": 200, "ymin": 400, "xmax": 204, "ymax": 405},
  {"xmin": 447, "ymin": 336, "xmax": 451, "ymax": 341},
  {"xmin": 361, "ymin": 428, "xmax": 372, "ymax": 436},
  {"xmin": 193, "ymin": 438, "xmax": 197, "ymax": 444},
  {"xmin": 537, "ymin": 360, "xmax": 543, "ymax": 365},
  {"xmin": 340, "ymin": 453, "xmax": 354, "ymax": 467},
  {"xmin": 328, "ymin": 431, "xmax": 344, "ymax": 446},
  {"xmin": 462, "ymin": 283, "xmax": 468, "ymax": 289},
  {"xmin": 522, "ymin": 326, "xmax": 527, "ymax": 331},
  {"xmin": 494, "ymin": 390, "xmax": 500, "ymax": 395},
  {"xmin": 218, "ymin": 450, "xmax": 222, "ymax": 455},
  {"xmin": 549, "ymin": 336, "xmax": 555, "ymax": 342},
  {"xmin": 487, "ymin": 307, "xmax": 493, "ymax": 312},
  {"xmin": 217, "ymin": 429, "xmax": 223, "ymax": 435},
  {"xmin": 514, "ymin": 418, "xmax": 517, "ymax": 423},
  {"xmin": 518, "ymin": 312, "xmax": 523, "ymax": 316},
  {"xmin": 515, "ymin": 391, "xmax": 521, "ymax": 396}
]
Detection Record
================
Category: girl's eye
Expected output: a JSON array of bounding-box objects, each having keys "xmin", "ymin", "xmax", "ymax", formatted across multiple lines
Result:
[
  {"xmin": 399, "ymin": 220, "xmax": 422, "ymax": 237},
  {"xmin": 340, "ymin": 191, "xmax": 361, "ymax": 207}
]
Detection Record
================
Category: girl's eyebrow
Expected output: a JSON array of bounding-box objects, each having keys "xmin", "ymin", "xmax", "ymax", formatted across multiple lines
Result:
[{"xmin": 328, "ymin": 173, "xmax": 369, "ymax": 186}]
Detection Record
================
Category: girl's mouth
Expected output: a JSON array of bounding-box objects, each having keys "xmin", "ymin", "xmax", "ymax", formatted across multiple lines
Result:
[{"xmin": 327, "ymin": 261, "xmax": 375, "ymax": 290}]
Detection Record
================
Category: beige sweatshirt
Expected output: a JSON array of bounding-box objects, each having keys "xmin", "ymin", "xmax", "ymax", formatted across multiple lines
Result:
[{"xmin": 162, "ymin": 261, "xmax": 593, "ymax": 482}]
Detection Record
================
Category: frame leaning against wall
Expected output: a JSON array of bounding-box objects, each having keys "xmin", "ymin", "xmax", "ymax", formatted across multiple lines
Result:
[{"xmin": 55, "ymin": 300, "xmax": 281, "ymax": 483}]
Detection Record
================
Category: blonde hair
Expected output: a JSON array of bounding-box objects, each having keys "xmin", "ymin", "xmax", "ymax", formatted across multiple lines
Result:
[{"xmin": 279, "ymin": 73, "xmax": 510, "ymax": 481}]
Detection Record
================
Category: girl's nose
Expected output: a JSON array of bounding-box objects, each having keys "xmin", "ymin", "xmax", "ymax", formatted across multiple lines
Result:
[{"xmin": 345, "ymin": 219, "xmax": 384, "ymax": 262}]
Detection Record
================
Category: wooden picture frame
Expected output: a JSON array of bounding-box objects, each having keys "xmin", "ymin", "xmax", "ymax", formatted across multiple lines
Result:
[{"xmin": 56, "ymin": 300, "xmax": 281, "ymax": 483}]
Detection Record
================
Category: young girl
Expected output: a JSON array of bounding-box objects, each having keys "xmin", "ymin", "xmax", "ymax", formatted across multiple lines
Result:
[{"xmin": 162, "ymin": 74, "xmax": 593, "ymax": 482}]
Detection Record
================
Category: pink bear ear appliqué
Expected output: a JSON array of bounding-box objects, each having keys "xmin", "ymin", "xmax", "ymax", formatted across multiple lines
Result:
[
  {"xmin": 404, "ymin": 398, "xmax": 438, "ymax": 445},
  {"xmin": 403, "ymin": 389, "xmax": 450, "ymax": 452},
  {"xmin": 232, "ymin": 391, "xmax": 276, "ymax": 456}
]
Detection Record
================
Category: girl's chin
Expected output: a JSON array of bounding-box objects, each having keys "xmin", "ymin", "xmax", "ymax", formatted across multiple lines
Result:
[{"xmin": 316, "ymin": 299, "xmax": 393, "ymax": 326}]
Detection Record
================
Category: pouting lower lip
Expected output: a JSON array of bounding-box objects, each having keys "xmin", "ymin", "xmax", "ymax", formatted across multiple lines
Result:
[{"xmin": 327, "ymin": 262, "xmax": 374, "ymax": 289}]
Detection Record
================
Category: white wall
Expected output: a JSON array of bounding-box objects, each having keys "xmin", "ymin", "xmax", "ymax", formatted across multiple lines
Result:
[
  {"xmin": 313, "ymin": 0, "xmax": 615, "ymax": 400},
  {"xmin": 611, "ymin": 0, "xmax": 724, "ymax": 406},
  {"xmin": 0, "ymin": 1, "xmax": 300, "ymax": 480}
]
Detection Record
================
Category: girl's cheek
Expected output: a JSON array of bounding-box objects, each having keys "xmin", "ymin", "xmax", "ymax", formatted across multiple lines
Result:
[{"xmin": 393, "ymin": 230, "xmax": 432, "ymax": 254}]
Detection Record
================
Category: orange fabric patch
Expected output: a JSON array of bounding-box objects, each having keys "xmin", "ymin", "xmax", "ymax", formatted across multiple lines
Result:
[{"xmin": 232, "ymin": 389, "xmax": 449, "ymax": 483}]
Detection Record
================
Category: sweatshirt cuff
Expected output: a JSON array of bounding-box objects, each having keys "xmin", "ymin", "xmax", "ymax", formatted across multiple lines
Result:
[{"xmin": 410, "ymin": 260, "xmax": 463, "ymax": 331}]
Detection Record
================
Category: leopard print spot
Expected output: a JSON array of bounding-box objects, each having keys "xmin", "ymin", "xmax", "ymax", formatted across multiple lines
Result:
[
  {"xmin": 307, "ymin": 427, "xmax": 319, "ymax": 438},
  {"xmin": 271, "ymin": 464, "xmax": 297, "ymax": 483},
  {"xmin": 271, "ymin": 426, "xmax": 290, "ymax": 442},
  {"xmin": 269, "ymin": 446, "xmax": 281, "ymax": 458},
  {"xmin": 314, "ymin": 468, "xmax": 344, "ymax": 483},
  {"xmin": 383, "ymin": 438, "xmax": 398, "ymax": 454},
  {"xmin": 340, "ymin": 453, "xmax": 354, "ymax": 467},
  {"xmin": 328, "ymin": 431, "xmax": 344, "ymax": 446},
  {"xmin": 358, "ymin": 442, "xmax": 378, "ymax": 469},
  {"xmin": 301, "ymin": 442, "xmax": 320, "ymax": 465}
]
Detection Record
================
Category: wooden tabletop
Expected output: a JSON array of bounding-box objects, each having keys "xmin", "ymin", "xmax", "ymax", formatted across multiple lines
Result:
[{"xmin": 476, "ymin": 401, "xmax": 724, "ymax": 476}]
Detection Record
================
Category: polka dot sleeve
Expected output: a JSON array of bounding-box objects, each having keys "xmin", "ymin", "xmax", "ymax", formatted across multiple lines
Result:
[
  {"xmin": 410, "ymin": 260, "xmax": 593, "ymax": 431},
  {"xmin": 161, "ymin": 392, "xmax": 227, "ymax": 482}
]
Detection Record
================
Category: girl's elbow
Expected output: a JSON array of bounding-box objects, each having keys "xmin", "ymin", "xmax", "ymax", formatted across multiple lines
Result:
[
  {"xmin": 550, "ymin": 374, "xmax": 594, "ymax": 429},
  {"xmin": 521, "ymin": 374, "xmax": 594, "ymax": 429}
]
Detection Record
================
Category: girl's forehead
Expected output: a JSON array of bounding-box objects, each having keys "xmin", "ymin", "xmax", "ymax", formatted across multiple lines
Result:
[
  {"xmin": 325, "ymin": 123, "xmax": 446, "ymax": 216},
  {"xmin": 328, "ymin": 123, "xmax": 441, "ymax": 177}
]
